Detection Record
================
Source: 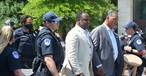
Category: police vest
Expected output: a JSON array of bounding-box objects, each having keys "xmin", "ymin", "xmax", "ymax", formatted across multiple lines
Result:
[
  {"xmin": 35, "ymin": 31, "xmax": 64, "ymax": 71},
  {"xmin": 14, "ymin": 31, "xmax": 37, "ymax": 58}
]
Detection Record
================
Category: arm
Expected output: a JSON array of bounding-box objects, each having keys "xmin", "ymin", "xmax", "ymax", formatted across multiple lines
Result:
[
  {"xmin": 39, "ymin": 35, "xmax": 59, "ymax": 76},
  {"xmin": 124, "ymin": 37, "xmax": 146, "ymax": 55},
  {"xmin": 91, "ymin": 28, "xmax": 104, "ymax": 75},
  {"xmin": 92, "ymin": 48, "xmax": 102, "ymax": 68},
  {"xmin": 132, "ymin": 49, "xmax": 146, "ymax": 55},
  {"xmin": 8, "ymin": 50, "xmax": 25, "ymax": 76},
  {"xmin": 124, "ymin": 46, "xmax": 146, "ymax": 55},
  {"xmin": 44, "ymin": 55, "xmax": 59, "ymax": 76},
  {"xmin": 91, "ymin": 28, "xmax": 102, "ymax": 66},
  {"xmin": 13, "ymin": 69, "xmax": 25, "ymax": 76}
]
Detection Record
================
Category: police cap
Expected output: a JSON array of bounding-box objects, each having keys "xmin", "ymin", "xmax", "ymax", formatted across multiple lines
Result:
[
  {"xmin": 43, "ymin": 12, "xmax": 62, "ymax": 22},
  {"xmin": 5, "ymin": 19, "xmax": 15, "ymax": 26},
  {"xmin": 124, "ymin": 21, "xmax": 138, "ymax": 30}
]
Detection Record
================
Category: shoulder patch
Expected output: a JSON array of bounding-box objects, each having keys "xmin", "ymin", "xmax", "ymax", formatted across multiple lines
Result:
[
  {"xmin": 12, "ymin": 51, "xmax": 19, "ymax": 59},
  {"xmin": 44, "ymin": 39, "xmax": 51, "ymax": 46},
  {"xmin": 136, "ymin": 39, "xmax": 142, "ymax": 45}
]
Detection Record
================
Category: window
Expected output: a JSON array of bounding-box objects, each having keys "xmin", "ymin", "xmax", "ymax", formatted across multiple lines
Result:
[
  {"xmin": 133, "ymin": 0, "xmax": 146, "ymax": 35},
  {"xmin": 134, "ymin": 0, "xmax": 146, "ymax": 20}
]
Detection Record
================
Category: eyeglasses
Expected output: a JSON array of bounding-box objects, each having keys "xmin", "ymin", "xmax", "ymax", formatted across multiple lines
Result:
[
  {"xmin": 52, "ymin": 21, "xmax": 59, "ymax": 25},
  {"xmin": 125, "ymin": 28, "xmax": 131, "ymax": 30}
]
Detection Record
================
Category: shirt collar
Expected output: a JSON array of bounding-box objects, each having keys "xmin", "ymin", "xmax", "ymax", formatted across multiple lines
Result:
[
  {"xmin": 104, "ymin": 23, "xmax": 111, "ymax": 31},
  {"xmin": 43, "ymin": 26, "xmax": 52, "ymax": 32},
  {"xmin": 75, "ymin": 25, "xmax": 88, "ymax": 33}
]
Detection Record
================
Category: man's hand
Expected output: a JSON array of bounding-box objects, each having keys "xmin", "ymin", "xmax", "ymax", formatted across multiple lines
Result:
[
  {"xmin": 124, "ymin": 46, "xmax": 132, "ymax": 52},
  {"xmin": 97, "ymin": 66, "xmax": 105, "ymax": 76}
]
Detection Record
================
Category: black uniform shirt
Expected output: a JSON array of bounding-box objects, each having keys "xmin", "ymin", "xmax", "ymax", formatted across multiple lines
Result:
[
  {"xmin": 36, "ymin": 27, "xmax": 64, "ymax": 72},
  {"xmin": 38, "ymin": 27, "xmax": 56, "ymax": 56},
  {"xmin": 0, "ymin": 44, "xmax": 22, "ymax": 76},
  {"xmin": 130, "ymin": 33, "xmax": 145, "ymax": 51}
]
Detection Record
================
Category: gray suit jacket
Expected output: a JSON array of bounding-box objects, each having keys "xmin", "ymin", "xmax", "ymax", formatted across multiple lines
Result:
[{"xmin": 91, "ymin": 24, "xmax": 124, "ymax": 76}]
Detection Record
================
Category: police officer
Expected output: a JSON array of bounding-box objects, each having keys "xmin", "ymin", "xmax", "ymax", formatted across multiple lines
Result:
[
  {"xmin": 5, "ymin": 19, "xmax": 15, "ymax": 29},
  {"xmin": 123, "ymin": 21, "xmax": 146, "ymax": 76},
  {"xmin": 35, "ymin": 12, "xmax": 64, "ymax": 76},
  {"xmin": 13, "ymin": 15, "xmax": 37, "ymax": 69},
  {"xmin": 0, "ymin": 26, "xmax": 25, "ymax": 76}
]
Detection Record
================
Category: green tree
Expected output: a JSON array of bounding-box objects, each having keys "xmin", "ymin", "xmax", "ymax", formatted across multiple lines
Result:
[
  {"xmin": 0, "ymin": 0, "xmax": 26, "ymax": 28},
  {"xmin": 21, "ymin": 0, "xmax": 117, "ymax": 40}
]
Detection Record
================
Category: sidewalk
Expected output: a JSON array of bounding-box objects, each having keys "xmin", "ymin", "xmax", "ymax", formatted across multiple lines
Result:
[{"xmin": 22, "ymin": 68, "xmax": 146, "ymax": 76}]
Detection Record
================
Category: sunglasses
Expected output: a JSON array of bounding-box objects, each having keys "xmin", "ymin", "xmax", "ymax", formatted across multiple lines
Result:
[
  {"xmin": 52, "ymin": 21, "xmax": 59, "ymax": 25},
  {"xmin": 125, "ymin": 28, "xmax": 131, "ymax": 30}
]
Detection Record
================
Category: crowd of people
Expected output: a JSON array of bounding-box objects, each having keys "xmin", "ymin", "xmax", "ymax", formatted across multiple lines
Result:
[{"xmin": 0, "ymin": 10, "xmax": 146, "ymax": 76}]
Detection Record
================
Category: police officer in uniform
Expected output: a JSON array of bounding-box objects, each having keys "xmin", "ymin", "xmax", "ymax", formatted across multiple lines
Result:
[
  {"xmin": 35, "ymin": 12, "xmax": 64, "ymax": 76},
  {"xmin": 0, "ymin": 26, "xmax": 25, "ymax": 76},
  {"xmin": 5, "ymin": 19, "xmax": 15, "ymax": 29},
  {"xmin": 123, "ymin": 21, "xmax": 146, "ymax": 76},
  {"xmin": 13, "ymin": 15, "xmax": 37, "ymax": 69}
]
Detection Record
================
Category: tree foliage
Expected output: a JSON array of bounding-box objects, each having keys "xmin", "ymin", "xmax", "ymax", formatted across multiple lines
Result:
[
  {"xmin": 21, "ymin": 0, "xmax": 117, "ymax": 40},
  {"xmin": 0, "ymin": 0, "xmax": 26, "ymax": 28}
]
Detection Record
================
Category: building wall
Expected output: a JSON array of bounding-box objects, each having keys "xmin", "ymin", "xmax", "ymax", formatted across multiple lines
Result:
[{"xmin": 118, "ymin": 0, "xmax": 133, "ymax": 35}]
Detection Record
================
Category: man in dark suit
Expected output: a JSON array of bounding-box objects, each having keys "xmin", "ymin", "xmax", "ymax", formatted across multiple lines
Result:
[{"xmin": 91, "ymin": 10, "xmax": 124, "ymax": 76}]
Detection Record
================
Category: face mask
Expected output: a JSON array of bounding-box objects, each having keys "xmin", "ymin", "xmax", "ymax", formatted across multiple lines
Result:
[{"xmin": 24, "ymin": 24, "xmax": 33, "ymax": 30}]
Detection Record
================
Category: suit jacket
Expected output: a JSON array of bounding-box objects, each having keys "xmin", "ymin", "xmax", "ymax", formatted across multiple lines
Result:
[
  {"xmin": 61, "ymin": 25, "xmax": 94, "ymax": 76},
  {"xmin": 91, "ymin": 24, "xmax": 124, "ymax": 76}
]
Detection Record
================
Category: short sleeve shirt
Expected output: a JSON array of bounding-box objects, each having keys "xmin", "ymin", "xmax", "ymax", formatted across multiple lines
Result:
[
  {"xmin": 40, "ymin": 34, "xmax": 55, "ymax": 56},
  {"xmin": 37, "ymin": 27, "xmax": 56, "ymax": 56},
  {"xmin": 0, "ymin": 44, "xmax": 22, "ymax": 76},
  {"xmin": 131, "ymin": 34, "xmax": 145, "ymax": 51}
]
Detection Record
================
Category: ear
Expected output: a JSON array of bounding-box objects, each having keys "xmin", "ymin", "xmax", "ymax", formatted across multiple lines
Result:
[
  {"xmin": 105, "ymin": 16, "xmax": 110, "ymax": 22},
  {"xmin": 106, "ymin": 16, "xmax": 110, "ymax": 19},
  {"xmin": 78, "ymin": 19, "xmax": 81, "ymax": 24},
  {"xmin": 76, "ymin": 18, "xmax": 80, "ymax": 22}
]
